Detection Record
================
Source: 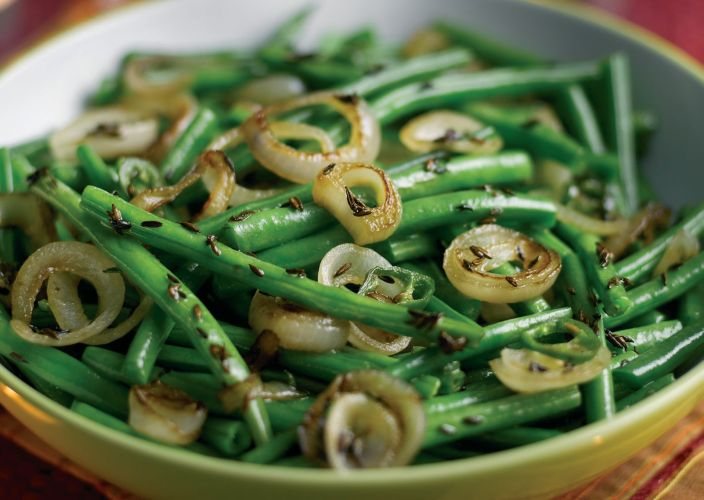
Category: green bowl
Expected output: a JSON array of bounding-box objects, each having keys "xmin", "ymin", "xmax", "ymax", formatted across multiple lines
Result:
[{"xmin": 1, "ymin": 1, "xmax": 703, "ymax": 498}]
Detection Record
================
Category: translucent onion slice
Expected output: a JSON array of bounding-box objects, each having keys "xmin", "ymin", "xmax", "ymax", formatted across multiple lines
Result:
[
  {"xmin": 49, "ymin": 107, "xmax": 159, "ymax": 162},
  {"xmin": 10, "ymin": 242, "xmax": 125, "ymax": 346},
  {"xmin": 489, "ymin": 346, "xmax": 611, "ymax": 393},
  {"xmin": 318, "ymin": 244, "xmax": 411, "ymax": 355},
  {"xmin": 44, "ymin": 271, "xmax": 153, "ymax": 346},
  {"xmin": 402, "ymin": 28, "xmax": 450, "ymax": 58},
  {"xmin": 313, "ymin": 162, "xmax": 402, "ymax": 245},
  {"xmin": 653, "ymin": 229, "xmax": 700, "ymax": 277},
  {"xmin": 248, "ymin": 291, "xmax": 350, "ymax": 352},
  {"xmin": 236, "ymin": 74, "xmax": 306, "ymax": 105},
  {"xmin": 131, "ymin": 150, "xmax": 235, "ymax": 220},
  {"xmin": 443, "ymin": 224, "xmax": 561, "ymax": 303},
  {"xmin": 556, "ymin": 204, "xmax": 629, "ymax": 236},
  {"xmin": 0, "ymin": 193, "xmax": 57, "ymax": 249},
  {"xmin": 399, "ymin": 110, "xmax": 502, "ymax": 155},
  {"xmin": 129, "ymin": 381, "xmax": 207, "ymax": 445},
  {"xmin": 300, "ymin": 370, "xmax": 424, "ymax": 469},
  {"xmin": 123, "ymin": 55, "xmax": 193, "ymax": 96},
  {"xmin": 241, "ymin": 91, "xmax": 381, "ymax": 183},
  {"xmin": 604, "ymin": 202, "xmax": 671, "ymax": 259}
]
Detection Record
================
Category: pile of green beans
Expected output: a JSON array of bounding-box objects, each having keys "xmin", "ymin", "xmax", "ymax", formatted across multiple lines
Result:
[{"xmin": 1, "ymin": 8, "xmax": 702, "ymax": 470}]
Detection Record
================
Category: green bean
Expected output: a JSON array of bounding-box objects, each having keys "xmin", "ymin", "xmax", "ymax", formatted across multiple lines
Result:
[
  {"xmin": 678, "ymin": 282, "xmax": 704, "ymax": 326},
  {"xmin": 11, "ymin": 360, "xmax": 73, "ymax": 407},
  {"xmin": 423, "ymin": 377, "xmax": 512, "ymax": 415},
  {"xmin": 70, "ymin": 401, "xmax": 217, "ymax": 456},
  {"xmin": 607, "ymin": 320, "xmax": 682, "ymax": 354},
  {"xmin": 258, "ymin": 7, "xmax": 314, "ymax": 64},
  {"xmin": 0, "ymin": 148, "xmax": 19, "ymax": 262},
  {"xmin": 437, "ymin": 361, "xmax": 465, "ymax": 394},
  {"xmin": 122, "ymin": 263, "xmax": 210, "ymax": 385},
  {"xmin": 388, "ymin": 307, "xmax": 572, "ymax": 380},
  {"xmin": 218, "ymin": 152, "xmax": 535, "ymax": 253},
  {"xmin": 200, "ymin": 417, "xmax": 252, "ymax": 457},
  {"xmin": 371, "ymin": 61, "xmax": 602, "ymax": 125},
  {"xmin": 265, "ymin": 399, "xmax": 312, "ymax": 432},
  {"xmin": 0, "ymin": 307, "xmax": 128, "ymax": 417},
  {"xmin": 623, "ymin": 309, "xmax": 667, "ymax": 328},
  {"xmin": 298, "ymin": 60, "xmax": 364, "ymax": 87},
  {"xmin": 556, "ymin": 222, "xmax": 632, "ymax": 316},
  {"xmin": 257, "ymin": 190, "xmax": 555, "ymax": 269},
  {"xmin": 161, "ymin": 108, "xmax": 219, "ymax": 182},
  {"xmin": 423, "ymin": 386, "xmax": 581, "ymax": 448},
  {"xmin": 615, "ymin": 374, "xmax": 675, "ymax": 412},
  {"xmin": 372, "ymin": 233, "xmax": 437, "ymax": 264},
  {"xmin": 76, "ymin": 144, "xmax": 118, "ymax": 192},
  {"xmin": 159, "ymin": 371, "xmax": 226, "ymax": 415},
  {"xmin": 580, "ymin": 310, "xmax": 616, "ymax": 422},
  {"xmin": 169, "ymin": 321, "xmax": 255, "ymax": 350},
  {"xmin": 489, "ymin": 262, "xmax": 551, "ymax": 316},
  {"xmin": 340, "ymin": 48, "xmax": 473, "ymax": 97},
  {"xmin": 48, "ymin": 163, "xmax": 87, "ymax": 191},
  {"xmin": 434, "ymin": 22, "xmax": 605, "ymax": 154},
  {"xmin": 605, "ymin": 251, "xmax": 704, "ymax": 329},
  {"xmin": 33, "ymin": 178, "xmax": 271, "ymax": 444},
  {"xmin": 239, "ymin": 429, "xmax": 298, "ymax": 464},
  {"xmin": 616, "ymin": 203, "xmax": 704, "ymax": 282},
  {"xmin": 82, "ymin": 346, "xmax": 143, "ymax": 385},
  {"xmin": 81, "ymin": 187, "xmax": 486, "ymax": 345},
  {"xmin": 613, "ymin": 319, "xmax": 704, "ymax": 389},
  {"xmin": 464, "ymin": 102, "xmax": 617, "ymax": 179},
  {"xmin": 633, "ymin": 109, "xmax": 658, "ymax": 158},
  {"xmin": 597, "ymin": 54, "xmax": 638, "ymax": 215},
  {"xmin": 157, "ymin": 344, "xmax": 210, "ymax": 372}
]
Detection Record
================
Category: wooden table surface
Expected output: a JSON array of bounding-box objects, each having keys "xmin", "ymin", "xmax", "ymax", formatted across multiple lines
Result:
[{"xmin": 0, "ymin": 1, "xmax": 703, "ymax": 499}]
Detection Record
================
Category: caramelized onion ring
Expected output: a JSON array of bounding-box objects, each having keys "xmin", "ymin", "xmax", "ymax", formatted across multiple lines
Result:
[
  {"xmin": 0, "ymin": 193, "xmax": 57, "ymax": 249},
  {"xmin": 130, "ymin": 150, "xmax": 235, "ymax": 220},
  {"xmin": 299, "ymin": 370, "xmax": 424, "ymax": 469},
  {"xmin": 10, "ymin": 242, "xmax": 125, "ymax": 346},
  {"xmin": 313, "ymin": 162, "xmax": 402, "ymax": 245},
  {"xmin": 443, "ymin": 224, "xmax": 561, "ymax": 303},
  {"xmin": 241, "ymin": 91, "xmax": 381, "ymax": 183}
]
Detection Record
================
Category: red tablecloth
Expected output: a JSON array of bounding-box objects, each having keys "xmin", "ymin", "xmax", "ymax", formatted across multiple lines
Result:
[{"xmin": 0, "ymin": 1, "xmax": 703, "ymax": 499}]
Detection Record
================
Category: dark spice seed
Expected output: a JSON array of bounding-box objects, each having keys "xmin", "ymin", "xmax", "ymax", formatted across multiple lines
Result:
[
  {"xmin": 500, "ymin": 187, "xmax": 515, "ymax": 196},
  {"xmin": 406, "ymin": 309, "xmax": 441, "ymax": 330},
  {"xmin": 490, "ymin": 207, "xmax": 503, "ymax": 216},
  {"xmin": 196, "ymin": 327, "xmax": 208, "ymax": 339},
  {"xmin": 522, "ymin": 118, "xmax": 541, "ymax": 129},
  {"xmin": 210, "ymin": 344, "xmax": 226, "ymax": 360},
  {"xmin": 285, "ymin": 196, "xmax": 304, "ymax": 211},
  {"xmin": 567, "ymin": 287, "xmax": 577, "ymax": 296},
  {"xmin": 180, "ymin": 221, "xmax": 200, "ymax": 233},
  {"xmin": 470, "ymin": 245, "xmax": 492, "ymax": 260},
  {"xmin": 323, "ymin": 163, "xmax": 336, "ymax": 175},
  {"xmin": 462, "ymin": 415, "xmax": 484, "ymax": 426},
  {"xmin": 335, "ymin": 93, "xmax": 359, "ymax": 105},
  {"xmin": 26, "ymin": 167, "xmax": 48, "ymax": 186},
  {"xmin": 438, "ymin": 331, "xmax": 467, "ymax": 354},
  {"xmin": 141, "ymin": 220, "xmax": 163, "ymax": 228},
  {"xmin": 249, "ymin": 264, "xmax": 265, "ymax": 277},
  {"xmin": 344, "ymin": 186, "xmax": 373, "ymax": 217},
  {"xmin": 378, "ymin": 274, "xmax": 395, "ymax": 284},
  {"xmin": 418, "ymin": 80, "xmax": 434, "ymax": 91},
  {"xmin": 167, "ymin": 274, "xmax": 179, "ymax": 283},
  {"xmin": 286, "ymin": 268, "xmax": 307, "ymax": 278},
  {"xmin": 106, "ymin": 204, "xmax": 131, "ymax": 235},
  {"xmin": 206, "ymin": 234, "xmax": 221, "ymax": 256},
  {"xmin": 230, "ymin": 210, "xmax": 256, "ymax": 223},
  {"xmin": 529, "ymin": 361, "xmax": 547, "ymax": 372},
  {"xmin": 516, "ymin": 245, "xmax": 526, "ymax": 261},
  {"xmin": 505, "ymin": 276, "xmax": 519, "ymax": 287},
  {"xmin": 438, "ymin": 423, "xmax": 457, "ymax": 435},
  {"xmin": 527, "ymin": 256, "xmax": 540, "ymax": 269},
  {"xmin": 455, "ymin": 203, "xmax": 474, "ymax": 212},
  {"xmin": 102, "ymin": 267, "xmax": 121, "ymax": 274},
  {"xmin": 334, "ymin": 262, "xmax": 352, "ymax": 278},
  {"xmin": 478, "ymin": 216, "xmax": 497, "ymax": 225},
  {"xmin": 167, "ymin": 284, "xmax": 184, "ymax": 301},
  {"xmin": 193, "ymin": 304, "xmax": 203, "ymax": 322},
  {"xmin": 596, "ymin": 243, "xmax": 613, "ymax": 268},
  {"xmin": 10, "ymin": 352, "xmax": 27, "ymax": 363}
]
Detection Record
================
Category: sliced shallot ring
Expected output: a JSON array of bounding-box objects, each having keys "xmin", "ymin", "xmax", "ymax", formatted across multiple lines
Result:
[
  {"xmin": 10, "ymin": 241, "xmax": 125, "ymax": 346},
  {"xmin": 443, "ymin": 224, "xmax": 561, "ymax": 303},
  {"xmin": 299, "ymin": 370, "xmax": 424, "ymax": 469},
  {"xmin": 318, "ymin": 244, "xmax": 411, "ymax": 355},
  {"xmin": 313, "ymin": 162, "xmax": 402, "ymax": 245},
  {"xmin": 241, "ymin": 91, "xmax": 381, "ymax": 183},
  {"xmin": 652, "ymin": 228, "xmax": 700, "ymax": 277},
  {"xmin": 130, "ymin": 150, "xmax": 235, "ymax": 220},
  {"xmin": 129, "ymin": 381, "xmax": 207, "ymax": 445},
  {"xmin": 556, "ymin": 204, "xmax": 629, "ymax": 236},
  {"xmin": 0, "ymin": 193, "xmax": 57, "ymax": 249},
  {"xmin": 490, "ymin": 346, "xmax": 611, "ymax": 393},
  {"xmin": 248, "ymin": 291, "xmax": 349, "ymax": 352},
  {"xmin": 399, "ymin": 109, "xmax": 502, "ymax": 155},
  {"xmin": 123, "ymin": 55, "xmax": 193, "ymax": 96},
  {"xmin": 49, "ymin": 107, "xmax": 159, "ymax": 163}
]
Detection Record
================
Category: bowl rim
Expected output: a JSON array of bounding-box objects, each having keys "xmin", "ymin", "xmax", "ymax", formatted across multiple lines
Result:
[{"xmin": 1, "ymin": 0, "xmax": 704, "ymax": 489}]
